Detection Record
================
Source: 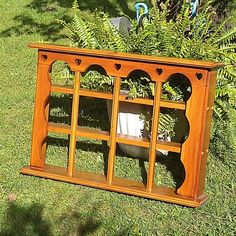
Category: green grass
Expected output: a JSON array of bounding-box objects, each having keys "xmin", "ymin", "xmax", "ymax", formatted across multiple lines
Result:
[{"xmin": 0, "ymin": 0, "xmax": 235, "ymax": 235}]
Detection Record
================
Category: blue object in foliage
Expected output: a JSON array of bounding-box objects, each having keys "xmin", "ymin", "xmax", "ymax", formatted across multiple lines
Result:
[
  {"xmin": 135, "ymin": 3, "xmax": 149, "ymax": 25},
  {"xmin": 190, "ymin": 0, "xmax": 200, "ymax": 18}
]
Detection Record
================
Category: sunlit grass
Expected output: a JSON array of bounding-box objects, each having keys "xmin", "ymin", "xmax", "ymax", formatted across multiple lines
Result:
[{"xmin": 0, "ymin": 1, "xmax": 235, "ymax": 235}]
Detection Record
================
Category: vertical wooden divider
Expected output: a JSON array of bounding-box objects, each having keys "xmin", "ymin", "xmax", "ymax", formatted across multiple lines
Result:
[
  {"xmin": 107, "ymin": 76, "xmax": 121, "ymax": 184},
  {"xmin": 147, "ymin": 81, "xmax": 162, "ymax": 192},
  {"xmin": 67, "ymin": 71, "xmax": 81, "ymax": 177}
]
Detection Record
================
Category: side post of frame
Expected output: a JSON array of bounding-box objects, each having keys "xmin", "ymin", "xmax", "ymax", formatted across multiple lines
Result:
[
  {"xmin": 29, "ymin": 51, "xmax": 51, "ymax": 170},
  {"xmin": 177, "ymin": 69, "xmax": 217, "ymax": 200},
  {"xmin": 196, "ymin": 70, "xmax": 218, "ymax": 196}
]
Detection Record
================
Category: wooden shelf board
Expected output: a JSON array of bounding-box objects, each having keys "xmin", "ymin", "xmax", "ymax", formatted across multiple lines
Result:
[
  {"xmin": 156, "ymin": 140, "xmax": 181, "ymax": 153},
  {"xmin": 48, "ymin": 122, "xmax": 109, "ymax": 141},
  {"xmin": 48, "ymin": 122, "xmax": 71, "ymax": 134},
  {"xmin": 77, "ymin": 126, "xmax": 109, "ymax": 141},
  {"xmin": 160, "ymin": 100, "xmax": 186, "ymax": 110},
  {"xmin": 117, "ymin": 134, "xmax": 181, "ymax": 153},
  {"xmin": 48, "ymin": 122, "xmax": 181, "ymax": 152},
  {"xmin": 29, "ymin": 43, "xmax": 224, "ymax": 69},
  {"xmin": 117, "ymin": 134, "xmax": 149, "ymax": 148},
  {"xmin": 80, "ymin": 89, "xmax": 113, "ymax": 100},
  {"xmin": 119, "ymin": 95, "xmax": 153, "ymax": 106},
  {"xmin": 21, "ymin": 165, "xmax": 208, "ymax": 207},
  {"xmin": 50, "ymin": 85, "xmax": 186, "ymax": 110},
  {"xmin": 51, "ymin": 84, "xmax": 73, "ymax": 94}
]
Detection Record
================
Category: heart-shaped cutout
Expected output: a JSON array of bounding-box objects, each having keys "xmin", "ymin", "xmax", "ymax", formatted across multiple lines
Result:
[
  {"xmin": 75, "ymin": 59, "xmax": 82, "ymax": 66},
  {"xmin": 196, "ymin": 73, "xmax": 203, "ymax": 80},
  {"xmin": 156, "ymin": 68, "xmax": 163, "ymax": 75},
  {"xmin": 41, "ymin": 54, "xmax": 48, "ymax": 61},
  {"xmin": 114, "ymin": 63, "xmax": 121, "ymax": 71}
]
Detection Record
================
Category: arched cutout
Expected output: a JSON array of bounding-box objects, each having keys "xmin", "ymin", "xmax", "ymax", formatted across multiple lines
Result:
[
  {"xmin": 81, "ymin": 64, "xmax": 113, "ymax": 92},
  {"xmin": 154, "ymin": 153, "xmax": 186, "ymax": 189},
  {"xmin": 46, "ymin": 133, "xmax": 70, "ymax": 168},
  {"xmin": 121, "ymin": 69, "xmax": 154, "ymax": 99},
  {"xmin": 162, "ymin": 73, "xmax": 192, "ymax": 102},
  {"xmin": 171, "ymin": 110, "xmax": 190, "ymax": 143},
  {"xmin": 50, "ymin": 61, "xmax": 74, "ymax": 86}
]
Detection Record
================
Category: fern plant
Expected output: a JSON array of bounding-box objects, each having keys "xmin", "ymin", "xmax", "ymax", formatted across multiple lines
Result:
[{"xmin": 58, "ymin": 0, "xmax": 236, "ymax": 157}]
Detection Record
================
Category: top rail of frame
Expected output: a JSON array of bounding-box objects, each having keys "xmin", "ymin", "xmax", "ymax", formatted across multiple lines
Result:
[{"xmin": 29, "ymin": 43, "xmax": 224, "ymax": 70}]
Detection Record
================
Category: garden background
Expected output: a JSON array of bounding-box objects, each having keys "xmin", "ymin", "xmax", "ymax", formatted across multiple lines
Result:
[{"xmin": 0, "ymin": 0, "xmax": 235, "ymax": 235}]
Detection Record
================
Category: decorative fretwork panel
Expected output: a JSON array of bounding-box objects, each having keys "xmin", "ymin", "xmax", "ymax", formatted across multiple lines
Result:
[{"xmin": 21, "ymin": 43, "xmax": 223, "ymax": 207}]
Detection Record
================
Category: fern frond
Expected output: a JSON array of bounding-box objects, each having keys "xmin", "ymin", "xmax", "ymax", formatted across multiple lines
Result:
[
  {"xmin": 219, "ymin": 43, "xmax": 236, "ymax": 51},
  {"xmin": 207, "ymin": 18, "xmax": 230, "ymax": 43},
  {"xmin": 214, "ymin": 27, "xmax": 236, "ymax": 44},
  {"xmin": 101, "ymin": 14, "xmax": 127, "ymax": 52}
]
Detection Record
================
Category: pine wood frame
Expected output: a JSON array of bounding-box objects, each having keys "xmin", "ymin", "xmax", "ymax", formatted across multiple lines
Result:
[{"xmin": 21, "ymin": 43, "xmax": 223, "ymax": 207}]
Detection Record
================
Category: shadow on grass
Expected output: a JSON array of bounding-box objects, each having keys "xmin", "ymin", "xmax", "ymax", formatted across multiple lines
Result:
[
  {"xmin": 47, "ymin": 134, "xmax": 185, "ymax": 189},
  {"xmin": 0, "ymin": 0, "xmax": 135, "ymax": 41},
  {"xmin": 0, "ymin": 13, "xmax": 69, "ymax": 42},
  {"xmin": 121, "ymin": 152, "xmax": 185, "ymax": 189},
  {"xmin": 156, "ymin": 153, "xmax": 185, "ymax": 189},
  {"xmin": 1, "ymin": 202, "xmax": 102, "ymax": 236},
  {"xmin": 1, "ymin": 202, "xmax": 51, "ymax": 236},
  {"xmin": 58, "ymin": 206, "xmax": 101, "ymax": 235},
  {"xmin": 28, "ymin": 0, "xmax": 134, "ymax": 16}
]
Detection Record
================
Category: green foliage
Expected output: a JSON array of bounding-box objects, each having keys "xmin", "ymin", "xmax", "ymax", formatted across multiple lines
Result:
[
  {"xmin": 60, "ymin": 0, "xmax": 236, "ymax": 157},
  {"xmin": 80, "ymin": 69, "xmax": 114, "ymax": 92},
  {"xmin": 58, "ymin": 1, "xmax": 127, "ymax": 52},
  {"xmin": 0, "ymin": 0, "xmax": 235, "ymax": 235}
]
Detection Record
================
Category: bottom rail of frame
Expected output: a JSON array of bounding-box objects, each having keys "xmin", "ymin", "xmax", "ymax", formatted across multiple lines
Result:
[{"xmin": 21, "ymin": 164, "xmax": 208, "ymax": 208}]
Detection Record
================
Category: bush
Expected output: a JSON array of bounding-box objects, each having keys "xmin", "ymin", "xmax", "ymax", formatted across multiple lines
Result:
[{"xmin": 59, "ymin": 0, "xmax": 236, "ymax": 159}]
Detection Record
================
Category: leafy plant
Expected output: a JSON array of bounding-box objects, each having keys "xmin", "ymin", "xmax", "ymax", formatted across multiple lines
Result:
[{"xmin": 58, "ymin": 0, "xmax": 236, "ymax": 156}]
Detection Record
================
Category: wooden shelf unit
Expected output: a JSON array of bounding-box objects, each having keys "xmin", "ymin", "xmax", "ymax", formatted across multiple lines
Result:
[{"xmin": 21, "ymin": 43, "xmax": 223, "ymax": 207}]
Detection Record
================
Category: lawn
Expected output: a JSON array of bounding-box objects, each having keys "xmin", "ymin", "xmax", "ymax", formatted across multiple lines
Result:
[{"xmin": 0, "ymin": 0, "xmax": 235, "ymax": 235}]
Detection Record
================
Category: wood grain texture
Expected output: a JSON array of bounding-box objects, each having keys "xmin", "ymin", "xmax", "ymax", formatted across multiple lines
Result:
[
  {"xmin": 147, "ymin": 82, "xmax": 162, "ymax": 192},
  {"xmin": 196, "ymin": 70, "xmax": 218, "ymax": 196},
  {"xmin": 21, "ymin": 43, "xmax": 222, "ymax": 207},
  {"xmin": 29, "ymin": 43, "xmax": 223, "ymax": 69},
  {"xmin": 21, "ymin": 165, "xmax": 208, "ymax": 207},
  {"xmin": 30, "ymin": 58, "xmax": 51, "ymax": 169},
  {"xmin": 51, "ymin": 84, "xmax": 186, "ymax": 109},
  {"xmin": 177, "ymin": 70, "xmax": 218, "ymax": 198},
  {"xmin": 107, "ymin": 76, "xmax": 121, "ymax": 184},
  {"xmin": 48, "ymin": 122, "xmax": 181, "ymax": 152},
  {"xmin": 67, "ymin": 72, "xmax": 81, "ymax": 177}
]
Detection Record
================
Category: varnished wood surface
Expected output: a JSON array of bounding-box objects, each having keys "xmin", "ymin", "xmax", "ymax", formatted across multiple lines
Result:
[
  {"xmin": 67, "ymin": 72, "xmax": 81, "ymax": 177},
  {"xmin": 147, "ymin": 82, "xmax": 162, "ymax": 192},
  {"xmin": 21, "ymin": 165, "xmax": 208, "ymax": 208},
  {"xmin": 51, "ymin": 84, "xmax": 186, "ymax": 109},
  {"xmin": 107, "ymin": 77, "xmax": 121, "ymax": 184},
  {"xmin": 21, "ymin": 43, "xmax": 222, "ymax": 207},
  {"xmin": 197, "ymin": 70, "xmax": 218, "ymax": 196},
  {"xmin": 29, "ymin": 43, "xmax": 223, "ymax": 69},
  {"xmin": 47, "ymin": 122, "xmax": 181, "ymax": 153}
]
